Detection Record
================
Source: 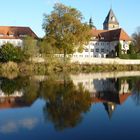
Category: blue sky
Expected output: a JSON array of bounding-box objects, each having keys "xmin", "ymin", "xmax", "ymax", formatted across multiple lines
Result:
[{"xmin": 0, "ymin": 0, "xmax": 139, "ymax": 37}]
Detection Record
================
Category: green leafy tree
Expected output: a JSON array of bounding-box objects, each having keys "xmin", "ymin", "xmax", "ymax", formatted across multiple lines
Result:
[
  {"xmin": 0, "ymin": 43, "xmax": 24, "ymax": 62},
  {"xmin": 23, "ymin": 36, "xmax": 38, "ymax": 59},
  {"xmin": 42, "ymin": 3, "xmax": 92, "ymax": 61},
  {"xmin": 38, "ymin": 39, "xmax": 58, "ymax": 57},
  {"xmin": 129, "ymin": 43, "xmax": 135, "ymax": 54},
  {"xmin": 115, "ymin": 42, "xmax": 122, "ymax": 57},
  {"xmin": 132, "ymin": 27, "xmax": 140, "ymax": 53}
]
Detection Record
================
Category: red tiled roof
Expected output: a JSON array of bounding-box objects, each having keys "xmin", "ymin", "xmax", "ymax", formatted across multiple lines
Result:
[
  {"xmin": 91, "ymin": 93, "xmax": 131, "ymax": 105},
  {"xmin": 91, "ymin": 28, "xmax": 131, "ymax": 42},
  {"xmin": 0, "ymin": 97, "xmax": 34, "ymax": 109},
  {"xmin": 0, "ymin": 26, "xmax": 38, "ymax": 39}
]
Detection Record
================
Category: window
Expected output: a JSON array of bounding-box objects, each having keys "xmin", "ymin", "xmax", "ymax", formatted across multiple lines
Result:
[
  {"xmin": 9, "ymin": 34, "xmax": 14, "ymax": 37},
  {"xmin": 91, "ymin": 49, "xmax": 94, "ymax": 52},
  {"xmin": 19, "ymin": 34, "xmax": 27, "ymax": 38},
  {"xmin": 101, "ymin": 49, "xmax": 104, "ymax": 52},
  {"xmin": 85, "ymin": 48, "xmax": 88, "ymax": 52},
  {"xmin": 111, "ymin": 16, "xmax": 115, "ymax": 21},
  {"xmin": 0, "ymin": 34, "xmax": 4, "ymax": 37},
  {"xmin": 96, "ymin": 48, "xmax": 99, "ymax": 52}
]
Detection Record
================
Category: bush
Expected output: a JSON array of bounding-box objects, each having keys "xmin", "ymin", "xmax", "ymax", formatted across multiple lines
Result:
[
  {"xmin": 120, "ymin": 54, "xmax": 140, "ymax": 59},
  {"xmin": 0, "ymin": 43, "xmax": 25, "ymax": 62},
  {"xmin": 1, "ymin": 61, "xmax": 19, "ymax": 72}
]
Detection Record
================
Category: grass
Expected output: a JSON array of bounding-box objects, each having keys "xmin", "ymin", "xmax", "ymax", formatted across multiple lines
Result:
[{"xmin": 1, "ymin": 61, "xmax": 140, "ymax": 77}]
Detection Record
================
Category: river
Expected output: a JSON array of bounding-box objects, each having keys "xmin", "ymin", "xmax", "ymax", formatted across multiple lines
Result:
[{"xmin": 0, "ymin": 71, "xmax": 140, "ymax": 140}]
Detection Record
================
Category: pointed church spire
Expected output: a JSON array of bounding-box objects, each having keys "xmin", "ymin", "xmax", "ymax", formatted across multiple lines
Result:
[{"xmin": 103, "ymin": 9, "xmax": 119, "ymax": 30}]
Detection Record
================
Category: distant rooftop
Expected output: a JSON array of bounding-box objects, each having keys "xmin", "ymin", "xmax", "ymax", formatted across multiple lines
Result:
[
  {"xmin": 91, "ymin": 28, "xmax": 131, "ymax": 42},
  {"xmin": 0, "ymin": 26, "xmax": 38, "ymax": 39}
]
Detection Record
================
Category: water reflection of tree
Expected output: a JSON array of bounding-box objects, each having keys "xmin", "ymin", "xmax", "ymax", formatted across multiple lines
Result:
[
  {"xmin": 23, "ymin": 77, "xmax": 39, "ymax": 104},
  {"xmin": 41, "ymin": 79, "xmax": 91, "ymax": 130},
  {"xmin": 132, "ymin": 79, "xmax": 140, "ymax": 105},
  {"xmin": 0, "ymin": 76, "xmax": 39, "ymax": 104},
  {"xmin": 1, "ymin": 77, "xmax": 24, "ymax": 95}
]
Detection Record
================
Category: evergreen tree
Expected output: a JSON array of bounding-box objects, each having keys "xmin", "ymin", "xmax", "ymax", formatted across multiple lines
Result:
[
  {"xmin": 129, "ymin": 43, "xmax": 135, "ymax": 54},
  {"xmin": 89, "ymin": 17, "xmax": 95, "ymax": 29},
  {"xmin": 115, "ymin": 42, "xmax": 122, "ymax": 57}
]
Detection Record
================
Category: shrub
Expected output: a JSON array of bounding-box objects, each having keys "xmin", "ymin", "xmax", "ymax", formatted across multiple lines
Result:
[
  {"xmin": 1, "ymin": 61, "xmax": 19, "ymax": 73},
  {"xmin": 0, "ymin": 43, "xmax": 24, "ymax": 62}
]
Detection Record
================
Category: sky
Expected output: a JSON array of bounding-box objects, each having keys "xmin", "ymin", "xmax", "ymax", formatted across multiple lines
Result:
[{"xmin": 0, "ymin": 0, "xmax": 139, "ymax": 37}]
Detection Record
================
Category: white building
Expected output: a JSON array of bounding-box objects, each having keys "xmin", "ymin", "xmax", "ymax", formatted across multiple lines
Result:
[
  {"xmin": 0, "ymin": 26, "xmax": 38, "ymax": 47},
  {"xmin": 71, "ymin": 9, "xmax": 131, "ymax": 59}
]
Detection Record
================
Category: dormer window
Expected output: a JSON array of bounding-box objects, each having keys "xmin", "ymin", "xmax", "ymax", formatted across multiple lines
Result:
[
  {"xmin": 101, "ymin": 37, "xmax": 104, "ymax": 40},
  {"xmin": 91, "ymin": 37, "xmax": 96, "ymax": 40},
  {"xmin": 9, "ymin": 34, "xmax": 14, "ymax": 37},
  {"xmin": 7, "ymin": 31, "xmax": 14, "ymax": 37},
  {"xmin": 19, "ymin": 34, "xmax": 27, "ymax": 38},
  {"xmin": 0, "ymin": 34, "xmax": 4, "ymax": 37}
]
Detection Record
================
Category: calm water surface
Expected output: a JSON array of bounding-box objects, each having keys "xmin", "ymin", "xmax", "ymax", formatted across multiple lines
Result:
[{"xmin": 0, "ymin": 72, "xmax": 140, "ymax": 140}]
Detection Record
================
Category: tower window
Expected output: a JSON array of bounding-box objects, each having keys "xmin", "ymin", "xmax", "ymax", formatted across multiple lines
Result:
[{"xmin": 111, "ymin": 16, "xmax": 115, "ymax": 21}]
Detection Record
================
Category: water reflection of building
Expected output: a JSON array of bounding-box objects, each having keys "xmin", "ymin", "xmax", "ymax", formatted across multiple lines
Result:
[
  {"xmin": 71, "ymin": 74, "xmax": 131, "ymax": 118},
  {"xmin": 0, "ymin": 90, "xmax": 34, "ymax": 109}
]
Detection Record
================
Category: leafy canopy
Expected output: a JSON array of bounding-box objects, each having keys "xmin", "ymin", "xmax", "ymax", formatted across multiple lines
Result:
[
  {"xmin": 132, "ymin": 27, "xmax": 140, "ymax": 53},
  {"xmin": 23, "ymin": 36, "xmax": 38, "ymax": 59},
  {"xmin": 42, "ymin": 3, "xmax": 91, "ymax": 56}
]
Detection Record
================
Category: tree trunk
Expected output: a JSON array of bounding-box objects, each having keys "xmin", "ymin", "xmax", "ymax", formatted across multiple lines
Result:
[{"xmin": 63, "ymin": 49, "xmax": 66, "ymax": 62}]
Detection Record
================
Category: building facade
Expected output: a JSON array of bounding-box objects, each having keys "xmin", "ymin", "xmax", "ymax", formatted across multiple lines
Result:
[
  {"xmin": 71, "ymin": 9, "xmax": 131, "ymax": 59},
  {"xmin": 0, "ymin": 26, "xmax": 38, "ymax": 47}
]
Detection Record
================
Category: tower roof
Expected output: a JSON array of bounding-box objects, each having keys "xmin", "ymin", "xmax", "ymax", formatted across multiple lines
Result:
[{"xmin": 103, "ymin": 8, "xmax": 119, "ymax": 25}]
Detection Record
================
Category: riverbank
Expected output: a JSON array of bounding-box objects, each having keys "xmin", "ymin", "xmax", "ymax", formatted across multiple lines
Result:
[{"xmin": 1, "ymin": 61, "xmax": 140, "ymax": 78}]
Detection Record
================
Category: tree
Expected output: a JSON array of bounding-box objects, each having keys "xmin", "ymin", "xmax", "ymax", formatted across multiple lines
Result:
[
  {"xmin": 115, "ymin": 42, "xmax": 122, "ymax": 57},
  {"xmin": 132, "ymin": 27, "xmax": 140, "ymax": 52},
  {"xmin": 23, "ymin": 36, "xmax": 38, "ymax": 59},
  {"xmin": 0, "ymin": 43, "xmax": 24, "ymax": 62},
  {"xmin": 42, "ymin": 3, "xmax": 92, "ymax": 61},
  {"xmin": 38, "ymin": 39, "xmax": 58, "ymax": 57},
  {"xmin": 129, "ymin": 43, "xmax": 135, "ymax": 54}
]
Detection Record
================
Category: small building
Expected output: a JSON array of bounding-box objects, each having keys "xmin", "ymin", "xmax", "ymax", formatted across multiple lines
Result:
[
  {"xmin": 0, "ymin": 26, "xmax": 38, "ymax": 47},
  {"xmin": 72, "ymin": 8, "xmax": 131, "ymax": 59}
]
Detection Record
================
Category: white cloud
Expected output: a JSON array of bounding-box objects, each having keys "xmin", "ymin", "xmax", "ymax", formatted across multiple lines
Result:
[
  {"xmin": 0, "ymin": 122, "xmax": 17, "ymax": 133},
  {"xmin": 0, "ymin": 118, "xmax": 39, "ymax": 134}
]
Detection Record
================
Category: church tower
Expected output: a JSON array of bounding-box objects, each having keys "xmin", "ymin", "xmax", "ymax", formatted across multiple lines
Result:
[{"xmin": 103, "ymin": 9, "xmax": 119, "ymax": 30}]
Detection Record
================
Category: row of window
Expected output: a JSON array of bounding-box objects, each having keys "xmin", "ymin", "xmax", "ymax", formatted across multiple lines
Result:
[
  {"xmin": 0, "ymin": 34, "xmax": 27, "ymax": 38},
  {"xmin": 0, "ymin": 40, "xmax": 22, "ymax": 46},
  {"xmin": 73, "ymin": 54, "xmax": 106, "ymax": 58},
  {"xmin": 85, "ymin": 48, "xmax": 109, "ymax": 53},
  {"xmin": 90, "ymin": 42, "xmax": 110, "ymax": 46}
]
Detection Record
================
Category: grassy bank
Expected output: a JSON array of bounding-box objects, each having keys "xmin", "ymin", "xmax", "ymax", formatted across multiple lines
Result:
[{"xmin": 1, "ymin": 61, "xmax": 140, "ymax": 78}]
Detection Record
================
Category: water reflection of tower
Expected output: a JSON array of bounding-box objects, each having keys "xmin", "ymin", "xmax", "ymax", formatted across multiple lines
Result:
[{"xmin": 103, "ymin": 102, "xmax": 116, "ymax": 119}]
